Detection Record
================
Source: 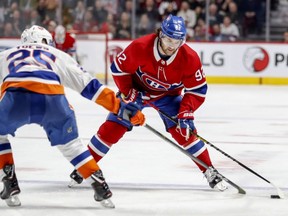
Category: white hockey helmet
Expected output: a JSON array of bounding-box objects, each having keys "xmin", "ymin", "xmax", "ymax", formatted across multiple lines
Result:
[{"xmin": 21, "ymin": 25, "xmax": 54, "ymax": 46}]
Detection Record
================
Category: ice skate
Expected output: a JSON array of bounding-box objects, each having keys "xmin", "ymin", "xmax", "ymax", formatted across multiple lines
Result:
[
  {"xmin": 91, "ymin": 170, "xmax": 114, "ymax": 208},
  {"xmin": 68, "ymin": 169, "xmax": 83, "ymax": 188},
  {"xmin": 0, "ymin": 164, "xmax": 21, "ymax": 207},
  {"xmin": 204, "ymin": 166, "xmax": 227, "ymax": 191}
]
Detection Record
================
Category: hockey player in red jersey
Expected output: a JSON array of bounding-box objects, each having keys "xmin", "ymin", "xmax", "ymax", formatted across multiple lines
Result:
[
  {"xmin": 52, "ymin": 25, "xmax": 78, "ymax": 60},
  {"xmin": 70, "ymin": 14, "xmax": 227, "ymax": 191},
  {"xmin": 0, "ymin": 25, "xmax": 145, "ymax": 207}
]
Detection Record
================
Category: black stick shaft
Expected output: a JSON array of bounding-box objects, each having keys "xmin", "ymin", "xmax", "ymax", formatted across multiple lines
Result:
[
  {"xmin": 144, "ymin": 123, "xmax": 208, "ymax": 169},
  {"xmin": 144, "ymin": 123, "xmax": 246, "ymax": 194},
  {"xmin": 150, "ymin": 103, "xmax": 272, "ymax": 184}
]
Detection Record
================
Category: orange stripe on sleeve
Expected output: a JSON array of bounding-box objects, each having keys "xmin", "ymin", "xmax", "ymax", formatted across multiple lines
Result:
[{"xmin": 95, "ymin": 87, "xmax": 120, "ymax": 114}]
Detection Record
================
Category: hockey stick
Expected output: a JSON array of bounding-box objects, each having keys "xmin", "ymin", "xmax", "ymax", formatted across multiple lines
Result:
[
  {"xmin": 144, "ymin": 123, "xmax": 246, "ymax": 195},
  {"xmin": 148, "ymin": 103, "xmax": 285, "ymax": 199}
]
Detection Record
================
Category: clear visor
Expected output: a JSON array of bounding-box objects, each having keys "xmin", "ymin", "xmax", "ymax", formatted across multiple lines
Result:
[{"xmin": 160, "ymin": 34, "xmax": 182, "ymax": 49}]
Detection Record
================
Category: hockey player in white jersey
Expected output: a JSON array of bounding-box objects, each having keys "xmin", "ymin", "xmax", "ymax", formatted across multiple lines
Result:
[{"xmin": 0, "ymin": 25, "xmax": 145, "ymax": 208}]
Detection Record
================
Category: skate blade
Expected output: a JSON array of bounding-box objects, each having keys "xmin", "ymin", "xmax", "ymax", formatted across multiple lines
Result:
[
  {"xmin": 5, "ymin": 195, "xmax": 21, "ymax": 207},
  {"xmin": 214, "ymin": 181, "xmax": 228, "ymax": 192},
  {"xmin": 100, "ymin": 198, "xmax": 115, "ymax": 208},
  {"xmin": 68, "ymin": 179, "xmax": 78, "ymax": 188}
]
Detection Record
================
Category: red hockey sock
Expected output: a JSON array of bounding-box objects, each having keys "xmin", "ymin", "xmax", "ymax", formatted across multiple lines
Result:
[
  {"xmin": 194, "ymin": 149, "xmax": 212, "ymax": 172},
  {"xmin": 89, "ymin": 121, "xmax": 128, "ymax": 162}
]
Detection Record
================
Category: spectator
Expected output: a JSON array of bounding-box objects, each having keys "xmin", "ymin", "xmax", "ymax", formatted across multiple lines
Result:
[
  {"xmin": 72, "ymin": 0, "xmax": 86, "ymax": 24},
  {"xmin": 0, "ymin": 0, "xmax": 273, "ymax": 42},
  {"xmin": 283, "ymin": 29, "xmax": 288, "ymax": 43},
  {"xmin": 11, "ymin": 9, "xmax": 26, "ymax": 36},
  {"xmin": 0, "ymin": 3, "xmax": 4, "ymax": 35},
  {"xmin": 136, "ymin": 13, "xmax": 155, "ymax": 38},
  {"xmin": 271, "ymin": 0, "xmax": 279, "ymax": 11},
  {"xmin": 45, "ymin": 0, "xmax": 59, "ymax": 21},
  {"xmin": 74, "ymin": 10, "xmax": 98, "ymax": 32},
  {"xmin": 27, "ymin": 9, "xmax": 42, "ymax": 27},
  {"xmin": 86, "ymin": 0, "xmax": 96, "ymax": 8},
  {"xmin": 135, "ymin": 0, "xmax": 145, "ymax": 12},
  {"xmin": 185, "ymin": 24, "xmax": 195, "ymax": 41},
  {"xmin": 195, "ymin": 5, "xmax": 205, "ymax": 22},
  {"xmin": 36, "ymin": 0, "xmax": 47, "ymax": 23},
  {"xmin": 137, "ymin": 0, "xmax": 159, "ymax": 27},
  {"xmin": 118, "ymin": 0, "xmax": 133, "ymax": 17},
  {"xmin": 115, "ymin": 12, "xmax": 131, "ymax": 39},
  {"xmin": 19, "ymin": 0, "xmax": 37, "ymax": 23},
  {"xmin": 158, "ymin": 0, "xmax": 178, "ymax": 17},
  {"xmin": 219, "ymin": 0, "xmax": 234, "ymax": 15},
  {"xmin": 4, "ymin": 1, "xmax": 20, "ymax": 22},
  {"xmin": 92, "ymin": 0, "xmax": 108, "ymax": 27},
  {"xmin": 193, "ymin": 18, "xmax": 206, "ymax": 41},
  {"xmin": 97, "ymin": 0, "xmax": 118, "ymax": 15},
  {"xmin": 227, "ymin": 1, "xmax": 240, "ymax": 27},
  {"xmin": 1, "ymin": 22, "xmax": 18, "ymax": 37},
  {"xmin": 47, "ymin": 19, "xmax": 57, "ymax": 33},
  {"xmin": 220, "ymin": 15, "xmax": 240, "ymax": 41},
  {"xmin": 240, "ymin": 0, "xmax": 264, "ymax": 36},
  {"xmin": 208, "ymin": 3, "xmax": 223, "ymax": 27},
  {"xmin": 62, "ymin": 0, "xmax": 78, "ymax": 9},
  {"xmin": 0, "ymin": 2, "xmax": 4, "ymax": 22},
  {"xmin": 209, "ymin": 23, "xmax": 225, "ymax": 42},
  {"xmin": 98, "ymin": 12, "xmax": 116, "ymax": 38},
  {"xmin": 188, "ymin": 0, "xmax": 205, "ymax": 10},
  {"xmin": 161, "ymin": 1, "xmax": 178, "ymax": 19},
  {"xmin": 85, "ymin": 0, "xmax": 117, "ymax": 16},
  {"xmin": 177, "ymin": 1, "xmax": 197, "ymax": 29},
  {"xmin": 61, "ymin": 5, "xmax": 74, "ymax": 27}
]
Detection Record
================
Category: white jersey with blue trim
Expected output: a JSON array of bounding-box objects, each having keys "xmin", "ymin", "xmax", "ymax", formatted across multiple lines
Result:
[{"xmin": 0, "ymin": 42, "xmax": 104, "ymax": 100}]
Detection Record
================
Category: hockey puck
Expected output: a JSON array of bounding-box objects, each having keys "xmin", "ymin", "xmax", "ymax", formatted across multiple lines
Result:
[{"xmin": 270, "ymin": 195, "xmax": 281, "ymax": 199}]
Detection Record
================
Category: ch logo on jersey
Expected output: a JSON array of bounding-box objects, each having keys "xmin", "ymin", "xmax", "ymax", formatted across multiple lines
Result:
[{"xmin": 136, "ymin": 69, "xmax": 171, "ymax": 91}]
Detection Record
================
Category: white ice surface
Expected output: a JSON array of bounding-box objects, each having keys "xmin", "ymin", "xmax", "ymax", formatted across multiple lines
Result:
[{"xmin": 0, "ymin": 84, "xmax": 288, "ymax": 216}]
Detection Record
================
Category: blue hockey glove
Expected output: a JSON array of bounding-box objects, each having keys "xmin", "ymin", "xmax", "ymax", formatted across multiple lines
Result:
[
  {"xmin": 176, "ymin": 111, "xmax": 196, "ymax": 141},
  {"xmin": 122, "ymin": 88, "xmax": 150, "ymax": 106},
  {"xmin": 117, "ymin": 100, "xmax": 145, "ymax": 126}
]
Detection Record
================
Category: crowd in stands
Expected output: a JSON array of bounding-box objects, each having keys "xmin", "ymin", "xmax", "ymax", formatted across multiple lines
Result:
[{"xmin": 0, "ymin": 0, "xmax": 281, "ymax": 42}]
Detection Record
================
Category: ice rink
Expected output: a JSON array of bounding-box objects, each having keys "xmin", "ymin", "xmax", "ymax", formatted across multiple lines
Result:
[{"xmin": 0, "ymin": 84, "xmax": 287, "ymax": 216}]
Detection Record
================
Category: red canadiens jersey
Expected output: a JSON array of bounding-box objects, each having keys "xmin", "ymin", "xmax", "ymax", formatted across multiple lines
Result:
[
  {"xmin": 110, "ymin": 34, "xmax": 207, "ymax": 112},
  {"xmin": 52, "ymin": 32, "xmax": 76, "ymax": 57}
]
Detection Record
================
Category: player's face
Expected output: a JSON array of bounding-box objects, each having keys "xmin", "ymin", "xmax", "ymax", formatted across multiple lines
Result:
[
  {"xmin": 55, "ymin": 32, "xmax": 65, "ymax": 44},
  {"xmin": 160, "ymin": 34, "xmax": 182, "ymax": 56}
]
